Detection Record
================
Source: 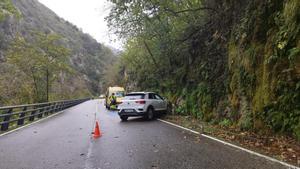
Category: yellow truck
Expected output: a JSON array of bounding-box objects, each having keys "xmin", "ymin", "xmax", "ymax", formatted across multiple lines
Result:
[{"xmin": 105, "ymin": 86, "xmax": 125, "ymax": 110}]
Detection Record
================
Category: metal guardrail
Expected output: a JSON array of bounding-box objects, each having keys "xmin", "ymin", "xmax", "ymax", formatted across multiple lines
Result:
[{"xmin": 0, "ymin": 98, "xmax": 90, "ymax": 132}]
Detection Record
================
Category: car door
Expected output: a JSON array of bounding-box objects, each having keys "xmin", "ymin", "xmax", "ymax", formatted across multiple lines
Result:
[
  {"xmin": 148, "ymin": 93, "xmax": 159, "ymax": 110},
  {"xmin": 154, "ymin": 94, "xmax": 167, "ymax": 111}
]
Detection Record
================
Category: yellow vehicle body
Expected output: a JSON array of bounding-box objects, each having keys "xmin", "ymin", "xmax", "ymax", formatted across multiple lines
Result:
[{"xmin": 105, "ymin": 86, "xmax": 125, "ymax": 109}]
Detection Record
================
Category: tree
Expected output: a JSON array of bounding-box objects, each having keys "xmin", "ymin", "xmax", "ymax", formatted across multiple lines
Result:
[
  {"xmin": 106, "ymin": 0, "xmax": 300, "ymax": 140},
  {"xmin": 34, "ymin": 32, "xmax": 71, "ymax": 101},
  {"xmin": 106, "ymin": 0, "xmax": 209, "ymax": 90},
  {"xmin": 6, "ymin": 32, "xmax": 71, "ymax": 102}
]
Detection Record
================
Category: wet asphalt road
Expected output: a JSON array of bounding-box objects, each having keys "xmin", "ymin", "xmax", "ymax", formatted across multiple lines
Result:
[{"xmin": 0, "ymin": 100, "xmax": 289, "ymax": 169}]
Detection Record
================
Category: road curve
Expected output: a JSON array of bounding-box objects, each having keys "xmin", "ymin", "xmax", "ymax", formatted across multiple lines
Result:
[{"xmin": 0, "ymin": 100, "xmax": 288, "ymax": 169}]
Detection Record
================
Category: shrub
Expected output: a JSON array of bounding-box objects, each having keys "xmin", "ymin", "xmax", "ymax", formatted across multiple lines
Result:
[{"xmin": 219, "ymin": 119, "xmax": 232, "ymax": 128}]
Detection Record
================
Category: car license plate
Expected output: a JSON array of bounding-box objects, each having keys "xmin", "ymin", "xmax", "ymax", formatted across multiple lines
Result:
[{"xmin": 125, "ymin": 109, "xmax": 133, "ymax": 112}]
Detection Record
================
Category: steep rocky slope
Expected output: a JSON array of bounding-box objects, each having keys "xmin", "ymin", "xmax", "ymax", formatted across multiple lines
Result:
[
  {"xmin": 0, "ymin": 0, "xmax": 115, "ymax": 95},
  {"xmin": 106, "ymin": 0, "xmax": 299, "ymax": 139}
]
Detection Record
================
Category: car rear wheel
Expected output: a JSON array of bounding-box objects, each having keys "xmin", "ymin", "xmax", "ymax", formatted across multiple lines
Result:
[
  {"xmin": 120, "ymin": 116, "xmax": 128, "ymax": 121},
  {"xmin": 144, "ymin": 107, "xmax": 154, "ymax": 120}
]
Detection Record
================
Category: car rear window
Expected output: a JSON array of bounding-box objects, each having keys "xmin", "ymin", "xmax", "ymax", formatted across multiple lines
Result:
[{"xmin": 124, "ymin": 94, "xmax": 145, "ymax": 100}]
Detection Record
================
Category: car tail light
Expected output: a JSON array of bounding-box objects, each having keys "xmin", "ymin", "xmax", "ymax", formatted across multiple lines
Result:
[{"xmin": 135, "ymin": 100, "xmax": 146, "ymax": 104}]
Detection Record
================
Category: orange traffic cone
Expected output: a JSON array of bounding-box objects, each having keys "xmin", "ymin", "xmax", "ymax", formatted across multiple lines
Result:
[{"xmin": 93, "ymin": 121, "xmax": 102, "ymax": 139}]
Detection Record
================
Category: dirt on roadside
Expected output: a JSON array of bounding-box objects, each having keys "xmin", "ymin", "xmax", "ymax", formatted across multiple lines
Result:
[{"xmin": 162, "ymin": 115, "xmax": 300, "ymax": 167}]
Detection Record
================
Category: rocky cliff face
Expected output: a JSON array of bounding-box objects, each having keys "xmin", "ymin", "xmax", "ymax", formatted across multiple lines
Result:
[
  {"xmin": 107, "ymin": 0, "xmax": 299, "ymax": 139},
  {"xmin": 0, "ymin": 0, "xmax": 115, "ymax": 94}
]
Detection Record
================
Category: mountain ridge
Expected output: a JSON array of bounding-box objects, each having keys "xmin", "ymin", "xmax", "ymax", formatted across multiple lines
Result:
[{"xmin": 0, "ymin": 0, "xmax": 115, "ymax": 95}]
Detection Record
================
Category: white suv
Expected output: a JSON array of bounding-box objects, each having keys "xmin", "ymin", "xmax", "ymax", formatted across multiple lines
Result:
[{"xmin": 118, "ymin": 92, "xmax": 168, "ymax": 121}]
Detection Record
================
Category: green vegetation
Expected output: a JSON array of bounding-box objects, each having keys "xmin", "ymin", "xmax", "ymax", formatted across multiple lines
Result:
[
  {"xmin": 1, "ymin": 31, "xmax": 92, "ymax": 105},
  {"xmin": 0, "ymin": 0, "xmax": 20, "ymax": 21},
  {"xmin": 0, "ymin": 0, "xmax": 116, "ymax": 105},
  {"xmin": 6, "ymin": 32, "xmax": 71, "ymax": 103},
  {"xmin": 106, "ymin": 0, "xmax": 300, "ymax": 139}
]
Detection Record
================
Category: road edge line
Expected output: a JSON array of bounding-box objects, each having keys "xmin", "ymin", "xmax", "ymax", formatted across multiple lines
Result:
[
  {"xmin": 0, "ymin": 110, "xmax": 65, "ymax": 137},
  {"xmin": 157, "ymin": 119, "xmax": 200, "ymax": 134},
  {"xmin": 157, "ymin": 118, "xmax": 300, "ymax": 169}
]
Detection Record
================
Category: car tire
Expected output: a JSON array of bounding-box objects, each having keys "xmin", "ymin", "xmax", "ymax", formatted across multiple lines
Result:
[
  {"xmin": 120, "ymin": 116, "xmax": 128, "ymax": 121},
  {"xmin": 144, "ymin": 107, "xmax": 154, "ymax": 120}
]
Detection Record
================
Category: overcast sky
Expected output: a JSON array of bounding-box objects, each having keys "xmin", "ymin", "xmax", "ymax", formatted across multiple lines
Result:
[{"xmin": 37, "ymin": 0, "xmax": 123, "ymax": 49}]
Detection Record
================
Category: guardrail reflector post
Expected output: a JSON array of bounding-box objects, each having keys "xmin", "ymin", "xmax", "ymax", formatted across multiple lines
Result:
[
  {"xmin": 1, "ymin": 108, "xmax": 13, "ymax": 131},
  {"xmin": 17, "ymin": 107, "xmax": 27, "ymax": 126},
  {"xmin": 38, "ymin": 106, "xmax": 43, "ymax": 118},
  {"xmin": 29, "ymin": 106, "xmax": 36, "ymax": 122}
]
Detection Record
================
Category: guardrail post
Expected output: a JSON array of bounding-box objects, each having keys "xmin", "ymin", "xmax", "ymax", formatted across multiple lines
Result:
[
  {"xmin": 53, "ymin": 103, "xmax": 58, "ymax": 113},
  {"xmin": 64, "ymin": 101, "xmax": 67, "ymax": 109},
  {"xmin": 44, "ymin": 104, "xmax": 49, "ymax": 116},
  {"xmin": 55, "ymin": 103, "xmax": 59, "ymax": 111},
  {"xmin": 29, "ymin": 106, "xmax": 36, "ymax": 121},
  {"xmin": 1, "ymin": 108, "xmax": 13, "ymax": 131},
  {"xmin": 38, "ymin": 105, "xmax": 44, "ymax": 118},
  {"xmin": 60, "ymin": 102, "xmax": 65, "ymax": 111},
  {"xmin": 56, "ymin": 102, "xmax": 60, "ymax": 112},
  {"xmin": 17, "ymin": 107, "xmax": 27, "ymax": 125},
  {"xmin": 49, "ymin": 103, "xmax": 54, "ymax": 114}
]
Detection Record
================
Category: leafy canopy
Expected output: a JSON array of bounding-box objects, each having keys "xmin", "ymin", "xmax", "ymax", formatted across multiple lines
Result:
[{"xmin": 6, "ymin": 32, "xmax": 71, "ymax": 102}]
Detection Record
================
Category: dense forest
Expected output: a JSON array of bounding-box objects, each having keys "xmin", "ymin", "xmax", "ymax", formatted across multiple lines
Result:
[
  {"xmin": 106, "ymin": 0, "xmax": 300, "ymax": 140},
  {"xmin": 0, "ymin": 0, "xmax": 116, "ymax": 105}
]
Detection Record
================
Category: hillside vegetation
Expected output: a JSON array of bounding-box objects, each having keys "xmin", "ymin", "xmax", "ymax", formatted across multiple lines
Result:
[
  {"xmin": 0, "ymin": 0, "xmax": 115, "ymax": 105},
  {"xmin": 106, "ymin": 0, "xmax": 300, "ymax": 139}
]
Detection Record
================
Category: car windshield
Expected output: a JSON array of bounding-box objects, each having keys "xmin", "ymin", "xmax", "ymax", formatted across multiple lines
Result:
[
  {"xmin": 115, "ymin": 91, "xmax": 125, "ymax": 97},
  {"xmin": 124, "ymin": 94, "xmax": 145, "ymax": 100}
]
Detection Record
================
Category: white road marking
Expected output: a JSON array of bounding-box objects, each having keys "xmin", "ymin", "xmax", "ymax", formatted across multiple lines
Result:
[
  {"xmin": 0, "ymin": 110, "xmax": 65, "ymax": 137},
  {"xmin": 84, "ymin": 139, "xmax": 95, "ymax": 169},
  {"xmin": 157, "ymin": 119, "xmax": 200, "ymax": 134},
  {"xmin": 157, "ymin": 119, "xmax": 300, "ymax": 169}
]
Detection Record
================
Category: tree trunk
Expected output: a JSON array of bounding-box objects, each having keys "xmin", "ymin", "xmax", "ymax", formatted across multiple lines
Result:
[
  {"xmin": 31, "ymin": 68, "xmax": 39, "ymax": 102},
  {"xmin": 46, "ymin": 68, "xmax": 49, "ymax": 102}
]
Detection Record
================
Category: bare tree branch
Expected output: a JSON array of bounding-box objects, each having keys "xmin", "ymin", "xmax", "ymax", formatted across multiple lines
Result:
[
  {"xmin": 143, "ymin": 40, "xmax": 158, "ymax": 67},
  {"xmin": 164, "ymin": 7, "xmax": 217, "ymax": 16}
]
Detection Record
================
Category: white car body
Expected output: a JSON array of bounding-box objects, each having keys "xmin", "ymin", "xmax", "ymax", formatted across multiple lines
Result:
[{"xmin": 118, "ymin": 92, "xmax": 168, "ymax": 120}]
